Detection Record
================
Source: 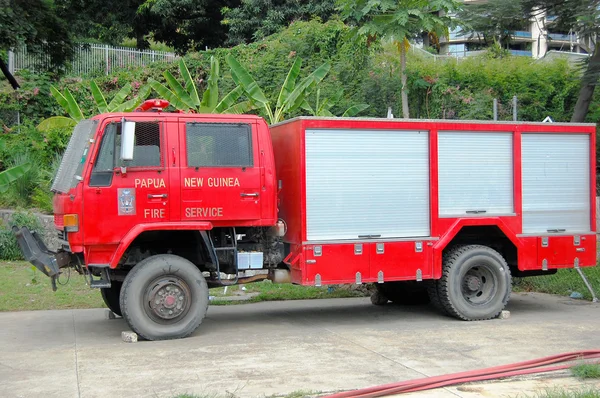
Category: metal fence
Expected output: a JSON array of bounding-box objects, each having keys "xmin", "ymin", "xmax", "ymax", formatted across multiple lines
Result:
[
  {"xmin": 0, "ymin": 110, "xmax": 20, "ymax": 132},
  {"xmin": 9, "ymin": 43, "xmax": 178, "ymax": 76}
]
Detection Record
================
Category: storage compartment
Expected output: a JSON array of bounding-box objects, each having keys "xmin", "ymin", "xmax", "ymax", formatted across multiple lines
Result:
[
  {"xmin": 304, "ymin": 129, "xmax": 430, "ymax": 241},
  {"xmin": 438, "ymin": 131, "xmax": 514, "ymax": 216},
  {"xmin": 521, "ymin": 133, "xmax": 591, "ymax": 233}
]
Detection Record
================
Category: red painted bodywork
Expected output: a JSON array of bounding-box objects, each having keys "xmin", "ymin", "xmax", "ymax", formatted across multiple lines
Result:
[
  {"xmin": 54, "ymin": 112, "xmax": 597, "ymax": 284},
  {"xmin": 269, "ymin": 118, "xmax": 597, "ymax": 285}
]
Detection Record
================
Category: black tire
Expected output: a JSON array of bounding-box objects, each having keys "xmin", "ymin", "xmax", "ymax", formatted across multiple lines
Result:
[
  {"xmin": 427, "ymin": 281, "xmax": 448, "ymax": 315},
  {"xmin": 436, "ymin": 245, "xmax": 511, "ymax": 321},
  {"xmin": 120, "ymin": 254, "xmax": 209, "ymax": 341},
  {"xmin": 370, "ymin": 290, "xmax": 389, "ymax": 305},
  {"xmin": 376, "ymin": 282, "xmax": 430, "ymax": 305},
  {"xmin": 100, "ymin": 281, "xmax": 123, "ymax": 316}
]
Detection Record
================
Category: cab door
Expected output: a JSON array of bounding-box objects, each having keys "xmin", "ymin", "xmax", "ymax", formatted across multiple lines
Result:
[
  {"xmin": 178, "ymin": 119, "xmax": 262, "ymax": 223},
  {"xmin": 83, "ymin": 118, "xmax": 170, "ymax": 250}
]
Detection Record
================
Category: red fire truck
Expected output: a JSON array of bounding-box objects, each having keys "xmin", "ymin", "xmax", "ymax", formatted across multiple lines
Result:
[{"xmin": 14, "ymin": 99, "xmax": 597, "ymax": 340}]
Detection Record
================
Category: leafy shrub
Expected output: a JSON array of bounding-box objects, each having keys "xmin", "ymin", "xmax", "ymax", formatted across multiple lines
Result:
[
  {"xmin": 0, "ymin": 210, "xmax": 43, "ymax": 261},
  {"xmin": 0, "ymin": 227, "xmax": 23, "ymax": 261},
  {"xmin": 5, "ymin": 153, "xmax": 40, "ymax": 207}
]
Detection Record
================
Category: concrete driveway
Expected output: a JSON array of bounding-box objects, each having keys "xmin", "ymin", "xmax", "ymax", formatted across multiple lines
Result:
[{"xmin": 0, "ymin": 292, "xmax": 599, "ymax": 398}]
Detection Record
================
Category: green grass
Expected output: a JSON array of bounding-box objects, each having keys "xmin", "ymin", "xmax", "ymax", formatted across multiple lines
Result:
[
  {"xmin": 0, "ymin": 261, "xmax": 104, "ymax": 311},
  {"xmin": 524, "ymin": 387, "xmax": 600, "ymax": 398},
  {"xmin": 3, "ymin": 258, "xmax": 596, "ymax": 312},
  {"xmin": 513, "ymin": 266, "xmax": 600, "ymax": 301},
  {"xmin": 0, "ymin": 261, "xmax": 367, "ymax": 311},
  {"xmin": 209, "ymin": 280, "xmax": 367, "ymax": 306},
  {"xmin": 572, "ymin": 364, "xmax": 600, "ymax": 379}
]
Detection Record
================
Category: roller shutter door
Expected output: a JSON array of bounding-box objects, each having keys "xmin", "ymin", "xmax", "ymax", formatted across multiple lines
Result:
[
  {"xmin": 438, "ymin": 132, "xmax": 514, "ymax": 216},
  {"xmin": 305, "ymin": 129, "xmax": 430, "ymax": 241},
  {"xmin": 521, "ymin": 133, "xmax": 590, "ymax": 233}
]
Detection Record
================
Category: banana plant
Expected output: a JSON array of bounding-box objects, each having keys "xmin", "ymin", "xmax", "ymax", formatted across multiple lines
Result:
[
  {"xmin": 148, "ymin": 57, "xmax": 253, "ymax": 114},
  {"xmin": 90, "ymin": 81, "xmax": 151, "ymax": 114},
  {"xmin": 38, "ymin": 83, "xmax": 150, "ymax": 132},
  {"xmin": 0, "ymin": 142, "xmax": 31, "ymax": 193},
  {"xmin": 226, "ymin": 55, "xmax": 331, "ymax": 125},
  {"xmin": 0, "ymin": 163, "xmax": 32, "ymax": 192},
  {"xmin": 37, "ymin": 86, "xmax": 84, "ymax": 131},
  {"xmin": 302, "ymin": 88, "xmax": 370, "ymax": 117}
]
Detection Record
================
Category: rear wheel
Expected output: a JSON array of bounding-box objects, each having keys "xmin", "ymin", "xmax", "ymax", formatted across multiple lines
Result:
[
  {"xmin": 100, "ymin": 281, "xmax": 122, "ymax": 316},
  {"xmin": 435, "ymin": 245, "xmax": 511, "ymax": 321},
  {"xmin": 120, "ymin": 254, "xmax": 209, "ymax": 340},
  {"xmin": 370, "ymin": 290, "xmax": 388, "ymax": 305}
]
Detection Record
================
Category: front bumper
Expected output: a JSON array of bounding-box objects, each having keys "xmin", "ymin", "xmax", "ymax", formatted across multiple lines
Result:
[{"xmin": 12, "ymin": 226, "xmax": 77, "ymax": 290}]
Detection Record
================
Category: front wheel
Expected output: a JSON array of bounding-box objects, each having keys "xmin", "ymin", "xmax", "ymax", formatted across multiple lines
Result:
[
  {"xmin": 100, "ymin": 281, "xmax": 123, "ymax": 316},
  {"xmin": 120, "ymin": 254, "xmax": 209, "ymax": 340},
  {"xmin": 435, "ymin": 245, "xmax": 511, "ymax": 321}
]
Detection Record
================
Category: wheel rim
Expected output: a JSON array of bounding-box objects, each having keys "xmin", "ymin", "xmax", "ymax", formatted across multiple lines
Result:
[
  {"xmin": 144, "ymin": 276, "xmax": 192, "ymax": 324},
  {"xmin": 460, "ymin": 263, "xmax": 498, "ymax": 306}
]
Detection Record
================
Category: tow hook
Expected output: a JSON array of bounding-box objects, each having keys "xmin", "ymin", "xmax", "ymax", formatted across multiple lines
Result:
[{"xmin": 12, "ymin": 226, "xmax": 76, "ymax": 291}]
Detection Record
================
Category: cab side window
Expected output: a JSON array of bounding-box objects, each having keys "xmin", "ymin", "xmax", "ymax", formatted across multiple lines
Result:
[
  {"xmin": 186, "ymin": 123, "xmax": 253, "ymax": 167},
  {"xmin": 122, "ymin": 122, "xmax": 162, "ymax": 168},
  {"xmin": 90, "ymin": 121, "xmax": 162, "ymax": 187}
]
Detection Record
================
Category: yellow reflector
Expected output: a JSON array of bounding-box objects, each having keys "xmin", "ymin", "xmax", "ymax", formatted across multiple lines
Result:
[{"xmin": 63, "ymin": 214, "xmax": 78, "ymax": 229}]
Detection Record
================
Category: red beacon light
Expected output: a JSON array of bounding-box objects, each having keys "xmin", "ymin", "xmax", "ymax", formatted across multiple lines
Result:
[{"xmin": 135, "ymin": 99, "xmax": 170, "ymax": 112}]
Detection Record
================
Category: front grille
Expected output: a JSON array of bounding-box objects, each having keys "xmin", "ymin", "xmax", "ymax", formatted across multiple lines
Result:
[{"xmin": 57, "ymin": 229, "xmax": 66, "ymax": 241}]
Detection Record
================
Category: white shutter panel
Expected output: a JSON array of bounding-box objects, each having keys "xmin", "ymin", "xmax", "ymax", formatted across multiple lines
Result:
[
  {"xmin": 438, "ymin": 132, "xmax": 514, "ymax": 216},
  {"xmin": 521, "ymin": 133, "xmax": 590, "ymax": 233},
  {"xmin": 305, "ymin": 129, "xmax": 430, "ymax": 241}
]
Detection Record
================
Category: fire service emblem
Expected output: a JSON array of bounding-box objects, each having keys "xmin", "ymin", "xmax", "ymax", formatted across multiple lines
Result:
[{"xmin": 118, "ymin": 188, "xmax": 136, "ymax": 215}]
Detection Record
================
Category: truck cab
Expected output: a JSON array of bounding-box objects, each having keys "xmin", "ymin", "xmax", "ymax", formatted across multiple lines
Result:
[{"xmin": 15, "ymin": 100, "xmax": 284, "ymax": 340}]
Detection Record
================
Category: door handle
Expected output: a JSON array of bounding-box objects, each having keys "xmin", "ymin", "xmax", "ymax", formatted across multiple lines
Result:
[
  {"xmin": 240, "ymin": 193, "xmax": 259, "ymax": 198},
  {"xmin": 148, "ymin": 194, "xmax": 168, "ymax": 199}
]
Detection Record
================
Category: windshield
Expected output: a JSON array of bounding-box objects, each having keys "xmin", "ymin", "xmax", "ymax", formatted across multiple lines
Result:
[{"xmin": 51, "ymin": 119, "xmax": 99, "ymax": 194}]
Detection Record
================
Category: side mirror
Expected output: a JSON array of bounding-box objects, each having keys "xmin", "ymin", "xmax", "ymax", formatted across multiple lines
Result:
[{"xmin": 121, "ymin": 119, "xmax": 135, "ymax": 161}]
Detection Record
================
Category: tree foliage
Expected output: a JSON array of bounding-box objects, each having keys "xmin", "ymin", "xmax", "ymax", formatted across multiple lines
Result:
[
  {"xmin": 456, "ymin": 0, "xmax": 530, "ymax": 48},
  {"xmin": 0, "ymin": 0, "xmax": 73, "ymax": 83},
  {"xmin": 522, "ymin": 0, "xmax": 600, "ymax": 122},
  {"xmin": 53, "ymin": 0, "xmax": 239, "ymax": 52},
  {"xmin": 337, "ymin": 0, "xmax": 460, "ymax": 118},
  {"xmin": 54, "ymin": 0, "xmax": 141, "ymax": 46},
  {"xmin": 222, "ymin": 0, "xmax": 336, "ymax": 45},
  {"xmin": 139, "ymin": 0, "xmax": 240, "ymax": 52}
]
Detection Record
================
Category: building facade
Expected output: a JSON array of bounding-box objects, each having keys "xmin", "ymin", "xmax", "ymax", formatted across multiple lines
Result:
[{"xmin": 441, "ymin": 1, "xmax": 592, "ymax": 59}]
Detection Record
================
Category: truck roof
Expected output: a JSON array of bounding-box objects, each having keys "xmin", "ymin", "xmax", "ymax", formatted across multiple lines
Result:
[
  {"xmin": 271, "ymin": 116, "xmax": 596, "ymax": 128},
  {"xmin": 91, "ymin": 112, "xmax": 265, "ymax": 122}
]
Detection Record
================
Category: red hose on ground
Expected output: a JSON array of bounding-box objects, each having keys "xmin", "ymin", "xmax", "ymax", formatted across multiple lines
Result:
[{"xmin": 324, "ymin": 350, "xmax": 600, "ymax": 398}]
